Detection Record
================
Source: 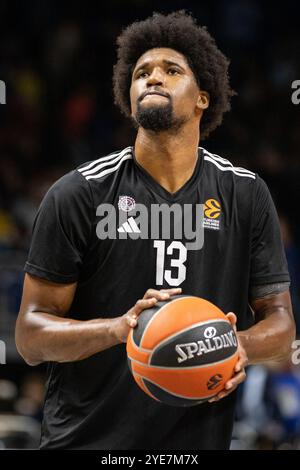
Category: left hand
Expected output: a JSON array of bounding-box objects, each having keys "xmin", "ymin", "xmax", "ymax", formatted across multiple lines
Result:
[{"xmin": 208, "ymin": 312, "xmax": 248, "ymax": 403}]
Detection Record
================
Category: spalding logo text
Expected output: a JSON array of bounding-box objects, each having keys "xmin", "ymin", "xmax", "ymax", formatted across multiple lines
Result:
[{"xmin": 175, "ymin": 330, "xmax": 237, "ymax": 364}]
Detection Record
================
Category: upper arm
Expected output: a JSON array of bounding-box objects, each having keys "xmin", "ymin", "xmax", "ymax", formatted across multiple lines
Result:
[
  {"xmin": 250, "ymin": 290, "xmax": 294, "ymax": 325},
  {"xmin": 248, "ymin": 177, "xmax": 295, "ymax": 332},
  {"xmin": 18, "ymin": 273, "xmax": 77, "ymax": 321},
  {"xmin": 16, "ymin": 171, "xmax": 91, "ymax": 358},
  {"xmin": 16, "ymin": 273, "xmax": 77, "ymax": 365}
]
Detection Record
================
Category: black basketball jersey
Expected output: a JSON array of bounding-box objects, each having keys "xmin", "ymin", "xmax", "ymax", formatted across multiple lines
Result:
[{"xmin": 25, "ymin": 146, "xmax": 290, "ymax": 450}]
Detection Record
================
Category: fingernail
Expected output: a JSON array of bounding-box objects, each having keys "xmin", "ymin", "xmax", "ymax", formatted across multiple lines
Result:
[{"xmin": 226, "ymin": 382, "xmax": 232, "ymax": 390}]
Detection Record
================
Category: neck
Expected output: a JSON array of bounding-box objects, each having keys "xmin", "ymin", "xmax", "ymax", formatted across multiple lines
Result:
[{"xmin": 134, "ymin": 120, "xmax": 200, "ymax": 194}]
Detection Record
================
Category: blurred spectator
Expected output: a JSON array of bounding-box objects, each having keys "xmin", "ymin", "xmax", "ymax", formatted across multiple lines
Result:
[
  {"xmin": 15, "ymin": 373, "xmax": 45, "ymax": 422},
  {"xmin": 233, "ymin": 360, "xmax": 300, "ymax": 450},
  {"xmin": 0, "ymin": 377, "xmax": 43, "ymax": 448}
]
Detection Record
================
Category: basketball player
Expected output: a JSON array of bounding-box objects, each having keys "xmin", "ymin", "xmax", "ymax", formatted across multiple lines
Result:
[{"xmin": 15, "ymin": 11, "xmax": 295, "ymax": 450}]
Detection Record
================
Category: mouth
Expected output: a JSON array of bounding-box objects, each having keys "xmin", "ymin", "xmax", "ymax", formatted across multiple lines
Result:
[{"xmin": 140, "ymin": 92, "xmax": 169, "ymax": 101}]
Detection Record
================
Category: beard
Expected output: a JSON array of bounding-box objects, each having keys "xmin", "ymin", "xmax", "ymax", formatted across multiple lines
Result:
[{"xmin": 132, "ymin": 99, "xmax": 186, "ymax": 133}]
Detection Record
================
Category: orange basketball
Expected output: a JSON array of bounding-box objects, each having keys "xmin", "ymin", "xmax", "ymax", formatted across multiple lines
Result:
[{"xmin": 126, "ymin": 295, "xmax": 239, "ymax": 406}]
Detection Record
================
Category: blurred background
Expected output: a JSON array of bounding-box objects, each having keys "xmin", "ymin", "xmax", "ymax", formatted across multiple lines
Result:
[{"xmin": 0, "ymin": 0, "xmax": 300, "ymax": 450}]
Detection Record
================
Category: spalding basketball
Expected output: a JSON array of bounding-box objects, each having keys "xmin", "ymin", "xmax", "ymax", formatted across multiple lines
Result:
[{"xmin": 126, "ymin": 296, "xmax": 239, "ymax": 407}]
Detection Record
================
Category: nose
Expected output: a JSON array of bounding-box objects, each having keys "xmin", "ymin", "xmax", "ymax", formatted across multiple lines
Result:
[{"xmin": 146, "ymin": 67, "xmax": 164, "ymax": 87}]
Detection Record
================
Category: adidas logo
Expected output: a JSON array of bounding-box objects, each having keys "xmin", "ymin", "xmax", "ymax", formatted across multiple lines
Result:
[{"xmin": 117, "ymin": 217, "xmax": 141, "ymax": 233}]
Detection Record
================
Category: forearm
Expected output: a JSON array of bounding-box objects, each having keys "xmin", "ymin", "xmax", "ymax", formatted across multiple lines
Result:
[
  {"xmin": 238, "ymin": 309, "xmax": 296, "ymax": 365},
  {"xmin": 16, "ymin": 311, "xmax": 120, "ymax": 365}
]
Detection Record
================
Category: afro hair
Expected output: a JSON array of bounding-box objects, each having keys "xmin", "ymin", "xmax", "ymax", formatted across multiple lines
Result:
[{"xmin": 113, "ymin": 10, "xmax": 234, "ymax": 139}]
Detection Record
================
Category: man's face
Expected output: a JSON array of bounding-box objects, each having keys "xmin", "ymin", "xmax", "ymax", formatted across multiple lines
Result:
[{"xmin": 130, "ymin": 47, "xmax": 209, "ymax": 132}]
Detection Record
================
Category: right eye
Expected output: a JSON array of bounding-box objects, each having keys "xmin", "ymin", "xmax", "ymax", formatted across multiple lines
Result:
[{"xmin": 137, "ymin": 71, "xmax": 149, "ymax": 78}]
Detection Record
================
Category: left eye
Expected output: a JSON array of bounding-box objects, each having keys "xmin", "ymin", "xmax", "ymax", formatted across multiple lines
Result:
[{"xmin": 168, "ymin": 69, "xmax": 179, "ymax": 75}]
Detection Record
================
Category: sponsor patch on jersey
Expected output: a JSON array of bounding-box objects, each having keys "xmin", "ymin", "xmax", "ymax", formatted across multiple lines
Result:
[{"xmin": 203, "ymin": 199, "xmax": 221, "ymax": 231}]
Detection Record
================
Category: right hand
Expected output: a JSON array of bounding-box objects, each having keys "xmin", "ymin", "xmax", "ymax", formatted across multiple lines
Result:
[{"xmin": 113, "ymin": 288, "xmax": 182, "ymax": 343}]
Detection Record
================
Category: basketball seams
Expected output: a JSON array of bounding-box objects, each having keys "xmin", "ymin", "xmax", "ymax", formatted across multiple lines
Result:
[
  {"xmin": 139, "ymin": 296, "xmax": 200, "ymax": 348},
  {"xmin": 133, "ymin": 371, "xmax": 215, "ymax": 401},
  {"xmin": 127, "ymin": 296, "xmax": 239, "ymax": 406},
  {"xmin": 139, "ymin": 298, "xmax": 183, "ymax": 348},
  {"xmin": 129, "ymin": 329, "xmax": 152, "ymax": 353},
  {"xmin": 135, "ymin": 374, "xmax": 159, "ymax": 402},
  {"xmin": 140, "ymin": 296, "xmax": 226, "ymax": 350},
  {"xmin": 128, "ymin": 350, "xmax": 239, "ymax": 370}
]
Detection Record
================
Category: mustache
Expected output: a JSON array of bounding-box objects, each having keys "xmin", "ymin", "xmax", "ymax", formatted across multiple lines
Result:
[{"xmin": 138, "ymin": 89, "xmax": 170, "ymax": 102}]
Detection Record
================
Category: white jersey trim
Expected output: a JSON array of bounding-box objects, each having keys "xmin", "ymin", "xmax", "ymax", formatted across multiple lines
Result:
[
  {"xmin": 201, "ymin": 148, "xmax": 256, "ymax": 180},
  {"xmin": 78, "ymin": 147, "xmax": 133, "ymax": 181},
  {"xmin": 78, "ymin": 146, "xmax": 132, "ymax": 174},
  {"xmin": 78, "ymin": 146, "xmax": 255, "ymax": 182}
]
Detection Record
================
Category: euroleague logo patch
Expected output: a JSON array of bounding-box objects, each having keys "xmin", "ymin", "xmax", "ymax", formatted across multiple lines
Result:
[
  {"xmin": 204, "ymin": 199, "xmax": 221, "ymax": 219},
  {"xmin": 207, "ymin": 374, "xmax": 223, "ymax": 390},
  {"xmin": 203, "ymin": 198, "xmax": 221, "ymax": 231}
]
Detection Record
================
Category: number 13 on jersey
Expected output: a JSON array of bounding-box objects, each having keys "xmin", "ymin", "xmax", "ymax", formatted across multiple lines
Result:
[{"xmin": 154, "ymin": 240, "xmax": 187, "ymax": 287}]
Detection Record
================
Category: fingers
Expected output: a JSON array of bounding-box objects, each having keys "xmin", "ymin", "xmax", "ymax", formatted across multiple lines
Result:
[
  {"xmin": 226, "ymin": 312, "xmax": 237, "ymax": 329},
  {"xmin": 234, "ymin": 359, "xmax": 243, "ymax": 373},
  {"xmin": 159, "ymin": 288, "xmax": 182, "ymax": 294},
  {"xmin": 209, "ymin": 312, "xmax": 243, "ymax": 403},
  {"xmin": 127, "ymin": 317, "xmax": 137, "ymax": 328},
  {"xmin": 208, "ymin": 368, "xmax": 246, "ymax": 403},
  {"xmin": 209, "ymin": 383, "xmax": 238, "ymax": 403},
  {"xmin": 127, "ymin": 288, "xmax": 182, "ymax": 329},
  {"xmin": 132, "ymin": 297, "xmax": 158, "ymax": 316},
  {"xmin": 225, "ymin": 369, "xmax": 246, "ymax": 390},
  {"xmin": 209, "ymin": 334, "xmax": 248, "ymax": 402},
  {"xmin": 125, "ymin": 297, "xmax": 158, "ymax": 329},
  {"xmin": 143, "ymin": 287, "xmax": 182, "ymax": 301},
  {"xmin": 235, "ymin": 351, "xmax": 248, "ymax": 371},
  {"xmin": 209, "ymin": 388, "xmax": 235, "ymax": 402}
]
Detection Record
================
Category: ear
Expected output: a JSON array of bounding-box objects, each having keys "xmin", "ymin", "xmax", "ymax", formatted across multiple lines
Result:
[{"xmin": 196, "ymin": 91, "xmax": 210, "ymax": 110}]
